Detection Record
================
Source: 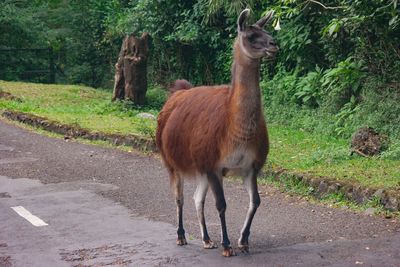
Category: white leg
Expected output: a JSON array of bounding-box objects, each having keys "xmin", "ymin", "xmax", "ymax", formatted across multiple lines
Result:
[
  {"xmin": 193, "ymin": 177, "xmax": 217, "ymax": 249},
  {"xmin": 238, "ymin": 169, "xmax": 260, "ymax": 253}
]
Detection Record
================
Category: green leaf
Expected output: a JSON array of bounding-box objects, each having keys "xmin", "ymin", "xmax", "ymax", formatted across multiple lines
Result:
[
  {"xmin": 328, "ymin": 23, "xmax": 338, "ymax": 36},
  {"xmin": 389, "ymin": 15, "xmax": 398, "ymax": 26}
]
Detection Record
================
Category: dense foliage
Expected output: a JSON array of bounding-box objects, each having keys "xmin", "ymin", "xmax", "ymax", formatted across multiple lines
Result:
[
  {"xmin": 0, "ymin": 0, "xmax": 399, "ymax": 152},
  {"xmin": 262, "ymin": 0, "xmax": 400, "ymax": 142}
]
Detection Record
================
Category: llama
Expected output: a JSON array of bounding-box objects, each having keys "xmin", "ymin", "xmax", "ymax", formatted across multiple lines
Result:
[{"xmin": 156, "ymin": 9, "xmax": 278, "ymax": 257}]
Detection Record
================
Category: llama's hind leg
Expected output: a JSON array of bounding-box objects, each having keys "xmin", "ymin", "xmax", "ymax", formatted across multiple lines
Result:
[
  {"xmin": 207, "ymin": 172, "xmax": 235, "ymax": 257},
  {"xmin": 238, "ymin": 169, "xmax": 261, "ymax": 253},
  {"xmin": 194, "ymin": 177, "xmax": 217, "ymax": 249},
  {"xmin": 173, "ymin": 172, "xmax": 187, "ymax": 246}
]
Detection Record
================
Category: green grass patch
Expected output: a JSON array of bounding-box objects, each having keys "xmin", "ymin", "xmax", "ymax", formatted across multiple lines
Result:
[
  {"xmin": 0, "ymin": 80, "xmax": 167, "ymax": 137},
  {"xmin": 266, "ymin": 125, "xmax": 400, "ymax": 189}
]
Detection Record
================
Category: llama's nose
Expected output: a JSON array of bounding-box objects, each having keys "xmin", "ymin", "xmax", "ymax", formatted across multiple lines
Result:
[{"xmin": 268, "ymin": 40, "xmax": 279, "ymax": 51}]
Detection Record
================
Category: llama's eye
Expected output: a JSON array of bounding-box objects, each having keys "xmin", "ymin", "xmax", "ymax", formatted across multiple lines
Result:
[
  {"xmin": 248, "ymin": 34, "xmax": 256, "ymax": 43},
  {"xmin": 247, "ymin": 33, "xmax": 260, "ymax": 44}
]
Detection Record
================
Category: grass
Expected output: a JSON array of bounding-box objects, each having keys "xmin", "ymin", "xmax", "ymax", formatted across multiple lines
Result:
[
  {"xmin": 266, "ymin": 126, "xmax": 400, "ymax": 189},
  {"xmin": 1, "ymin": 80, "xmax": 399, "ymax": 191},
  {"xmin": 0, "ymin": 80, "xmax": 165, "ymax": 137}
]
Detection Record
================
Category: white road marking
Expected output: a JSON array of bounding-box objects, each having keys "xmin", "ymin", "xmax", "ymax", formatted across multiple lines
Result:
[{"xmin": 11, "ymin": 206, "xmax": 48, "ymax": 227}]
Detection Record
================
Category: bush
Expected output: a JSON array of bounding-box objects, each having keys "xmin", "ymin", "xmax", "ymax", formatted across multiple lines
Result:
[
  {"xmin": 294, "ymin": 66, "xmax": 323, "ymax": 108},
  {"xmin": 321, "ymin": 57, "xmax": 366, "ymax": 112},
  {"xmin": 381, "ymin": 140, "xmax": 400, "ymax": 160},
  {"xmin": 350, "ymin": 78, "xmax": 400, "ymax": 139},
  {"xmin": 145, "ymin": 86, "xmax": 168, "ymax": 110}
]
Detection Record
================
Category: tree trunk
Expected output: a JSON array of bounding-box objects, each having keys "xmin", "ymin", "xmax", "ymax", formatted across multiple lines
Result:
[
  {"xmin": 112, "ymin": 32, "xmax": 149, "ymax": 105},
  {"xmin": 112, "ymin": 37, "xmax": 127, "ymax": 101}
]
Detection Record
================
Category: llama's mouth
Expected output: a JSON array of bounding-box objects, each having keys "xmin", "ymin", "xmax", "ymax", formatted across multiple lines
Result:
[{"xmin": 265, "ymin": 48, "xmax": 278, "ymax": 57}]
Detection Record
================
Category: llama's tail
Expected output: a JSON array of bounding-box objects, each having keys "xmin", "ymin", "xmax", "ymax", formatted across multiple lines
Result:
[{"xmin": 169, "ymin": 79, "xmax": 193, "ymax": 94}]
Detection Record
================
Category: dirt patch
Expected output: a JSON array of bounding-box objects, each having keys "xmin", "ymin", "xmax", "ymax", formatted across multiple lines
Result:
[
  {"xmin": 60, "ymin": 244, "xmax": 136, "ymax": 267},
  {"xmin": 59, "ymin": 242, "xmax": 180, "ymax": 267},
  {"xmin": 2, "ymin": 111, "xmax": 157, "ymax": 152},
  {"xmin": 0, "ymin": 91, "xmax": 22, "ymax": 102},
  {"xmin": 0, "ymin": 192, "xmax": 11, "ymax": 198},
  {"xmin": 0, "ymin": 256, "xmax": 13, "ymax": 267},
  {"xmin": 351, "ymin": 127, "xmax": 388, "ymax": 157}
]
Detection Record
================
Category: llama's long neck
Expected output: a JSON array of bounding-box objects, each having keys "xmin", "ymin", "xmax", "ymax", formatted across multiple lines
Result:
[{"xmin": 228, "ymin": 39, "xmax": 262, "ymax": 141}]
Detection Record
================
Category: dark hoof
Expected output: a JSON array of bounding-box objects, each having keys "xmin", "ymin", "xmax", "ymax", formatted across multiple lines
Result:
[
  {"xmin": 203, "ymin": 240, "xmax": 218, "ymax": 249},
  {"xmin": 222, "ymin": 246, "xmax": 236, "ymax": 257},
  {"xmin": 177, "ymin": 237, "xmax": 187, "ymax": 246},
  {"xmin": 238, "ymin": 238, "xmax": 249, "ymax": 253},
  {"xmin": 238, "ymin": 244, "xmax": 249, "ymax": 253}
]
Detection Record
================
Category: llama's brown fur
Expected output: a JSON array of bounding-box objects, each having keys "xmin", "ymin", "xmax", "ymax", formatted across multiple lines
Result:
[
  {"xmin": 157, "ymin": 41, "xmax": 269, "ymax": 177},
  {"xmin": 157, "ymin": 85, "xmax": 230, "ymax": 174}
]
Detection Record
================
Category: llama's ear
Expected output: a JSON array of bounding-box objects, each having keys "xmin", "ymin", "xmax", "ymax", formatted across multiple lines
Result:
[
  {"xmin": 255, "ymin": 10, "xmax": 274, "ymax": 28},
  {"xmin": 237, "ymin": 9, "xmax": 250, "ymax": 32}
]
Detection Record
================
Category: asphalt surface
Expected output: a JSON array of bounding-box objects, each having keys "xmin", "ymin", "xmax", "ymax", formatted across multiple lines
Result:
[{"xmin": 0, "ymin": 118, "xmax": 399, "ymax": 266}]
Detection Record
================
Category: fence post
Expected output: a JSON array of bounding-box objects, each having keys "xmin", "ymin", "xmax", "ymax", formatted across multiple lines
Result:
[{"xmin": 49, "ymin": 47, "xmax": 55, "ymax": 83}]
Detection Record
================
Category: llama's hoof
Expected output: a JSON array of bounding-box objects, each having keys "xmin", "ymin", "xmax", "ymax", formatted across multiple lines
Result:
[
  {"xmin": 222, "ymin": 246, "xmax": 236, "ymax": 257},
  {"xmin": 238, "ymin": 244, "xmax": 249, "ymax": 253},
  {"xmin": 176, "ymin": 237, "xmax": 187, "ymax": 246},
  {"xmin": 238, "ymin": 238, "xmax": 249, "ymax": 253},
  {"xmin": 203, "ymin": 240, "xmax": 218, "ymax": 249}
]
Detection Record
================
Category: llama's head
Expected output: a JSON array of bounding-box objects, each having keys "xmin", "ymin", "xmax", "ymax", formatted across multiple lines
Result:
[{"xmin": 237, "ymin": 9, "xmax": 278, "ymax": 59}]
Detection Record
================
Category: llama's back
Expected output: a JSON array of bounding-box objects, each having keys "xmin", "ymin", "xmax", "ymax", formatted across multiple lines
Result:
[
  {"xmin": 157, "ymin": 85, "xmax": 230, "ymax": 175},
  {"xmin": 169, "ymin": 79, "xmax": 193, "ymax": 93}
]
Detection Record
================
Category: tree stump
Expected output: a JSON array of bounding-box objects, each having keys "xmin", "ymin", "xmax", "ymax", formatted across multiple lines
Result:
[
  {"xmin": 112, "ymin": 32, "xmax": 149, "ymax": 105},
  {"xmin": 351, "ymin": 127, "xmax": 388, "ymax": 157}
]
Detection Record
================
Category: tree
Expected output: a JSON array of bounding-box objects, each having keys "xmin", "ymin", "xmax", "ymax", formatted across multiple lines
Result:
[{"xmin": 112, "ymin": 32, "xmax": 150, "ymax": 105}]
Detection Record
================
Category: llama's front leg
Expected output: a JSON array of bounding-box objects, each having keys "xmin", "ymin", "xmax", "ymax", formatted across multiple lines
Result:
[
  {"xmin": 194, "ymin": 178, "xmax": 217, "ymax": 249},
  {"xmin": 207, "ymin": 172, "xmax": 235, "ymax": 257},
  {"xmin": 174, "ymin": 173, "xmax": 187, "ymax": 246},
  {"xmin": 238, "ymin": 169, "xmax": 261, "ymax": 253}
]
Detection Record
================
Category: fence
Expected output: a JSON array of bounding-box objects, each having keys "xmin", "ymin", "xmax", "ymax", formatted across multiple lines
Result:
[{"xmin": 0, "ymin": 47, "xmax": 56, "ymax": 83}]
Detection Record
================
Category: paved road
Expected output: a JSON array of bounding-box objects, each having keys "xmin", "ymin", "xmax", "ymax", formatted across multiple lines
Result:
[{"xmin": 0, "ymin": 119, "xmax": 399, "ymax": 266}]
